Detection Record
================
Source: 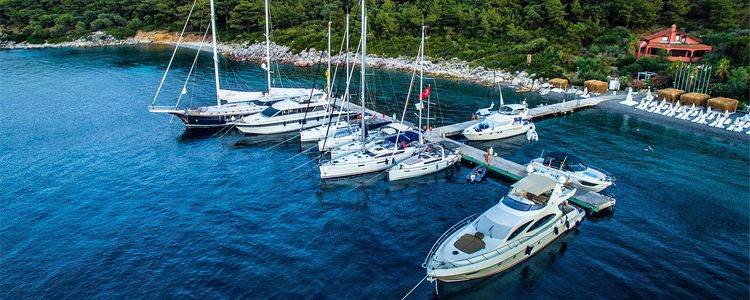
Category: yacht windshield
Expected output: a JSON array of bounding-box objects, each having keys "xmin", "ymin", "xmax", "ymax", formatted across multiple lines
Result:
[
  {"xmin": 261, "ymin": 107, "xmax": 279, "ymax": 117},
  {"xmin": 499, "ymin": 106, "xmax": 514, "ymax": 114},
  {"xmin": 566, "ymin": 162, "xmax": 587, "ymax": 172},
  {"xmin": 502, "ymin": 195, "xmax": 544, "ymax": 211}
]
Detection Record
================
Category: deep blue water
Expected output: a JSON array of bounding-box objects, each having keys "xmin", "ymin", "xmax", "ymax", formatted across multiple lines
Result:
[{"xmin": 1, "ymin": 45, "xmax": 748, "ymax": 299}]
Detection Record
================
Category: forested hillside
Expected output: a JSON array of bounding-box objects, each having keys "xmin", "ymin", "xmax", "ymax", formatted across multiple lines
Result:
[{"xmin": 1, "ymin": 0, "xmax": 748, "ymax": 101}]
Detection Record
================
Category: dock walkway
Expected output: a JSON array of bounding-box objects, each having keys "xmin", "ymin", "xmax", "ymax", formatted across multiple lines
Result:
[{"xmin": 433, "ymin": 94, "xmax": 623, "ymax": 137}]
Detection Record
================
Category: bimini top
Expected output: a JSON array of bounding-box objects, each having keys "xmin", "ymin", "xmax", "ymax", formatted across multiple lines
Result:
[
  {"xmin": 543, "ymin": 151, "xmax": 582, "ymax": 168},
  {"xmin": 512, "ymin": 173, "xmax": 557, "ymax": 196},
  {"xmin": 383, "ymin": 131, "xmax": 420, "ymax": 145}
]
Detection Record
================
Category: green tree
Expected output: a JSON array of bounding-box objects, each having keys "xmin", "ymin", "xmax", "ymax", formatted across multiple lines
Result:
[{"xmin": 715, "ymin": 58, "xmax": 731, "ymax": 81}]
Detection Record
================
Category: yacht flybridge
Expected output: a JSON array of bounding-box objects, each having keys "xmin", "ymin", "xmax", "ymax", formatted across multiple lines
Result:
[
  {"xmin": 423, "ymin": 173, "xmax": 585, "ymax": 282},
  {"xmin": 148, "ymin": 0, "xmax": 321, "ymax": 128},
  {"xmin": 527, "ymin": 151, "xmax": 615, "ymax": 192}
]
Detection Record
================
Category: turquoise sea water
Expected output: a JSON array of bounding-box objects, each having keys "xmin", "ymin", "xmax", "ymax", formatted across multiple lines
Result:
[{"xmin": 1, "ymin": 45, "xmax": 748, "ymax": 299}]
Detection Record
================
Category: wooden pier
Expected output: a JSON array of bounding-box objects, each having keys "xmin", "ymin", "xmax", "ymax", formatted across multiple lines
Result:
[
  {"xmin": 430, "ymin": 136, "xmax": 616, "ymax": 212},
  {"xmin": 433, "ymin": 94, "xmax": 623, "ymax": 137}
]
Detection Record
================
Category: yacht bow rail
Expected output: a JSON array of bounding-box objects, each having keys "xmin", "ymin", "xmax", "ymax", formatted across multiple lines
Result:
[
  {"xmin": 148, "ymin": 106, "xmax": 185, "ymax": 114},
  {"xmin": 422, "ymin": 213, "xmax": 479, "ymax": 268}
]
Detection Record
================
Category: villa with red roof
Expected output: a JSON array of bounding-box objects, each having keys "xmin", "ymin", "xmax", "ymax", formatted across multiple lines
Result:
[{"xmin": 636, "ymin": 24, "xmax": 712, "ymax": 62}]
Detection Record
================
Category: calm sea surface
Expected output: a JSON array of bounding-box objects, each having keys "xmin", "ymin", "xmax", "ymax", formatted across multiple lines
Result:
[{"xmin": 1, "ymin": 45, "xmax": 748, "ymax": 299}]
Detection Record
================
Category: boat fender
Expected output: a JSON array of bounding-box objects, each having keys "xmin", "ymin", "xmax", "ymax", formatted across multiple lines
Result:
[
  {"xmin": 554, "ymin": 227, "xmax": 559, "ymax": 235},
  {"xmin": 526, "ymin": 163, "xmax": 534, "ymax": 173},
  {"xmin": 575, "ymin": 220, "xmax": 581, "ymax": 227},
  {"xmin": 565, "ymin": 220, "xmax": 570, "ymax": 229},
  {"xmin": 525, "ymin": 246, "xmax": 533, "ymax": 255}
]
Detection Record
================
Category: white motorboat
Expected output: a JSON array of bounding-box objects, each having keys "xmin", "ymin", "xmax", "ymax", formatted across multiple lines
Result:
[
  {"xmin": 319, "ymin": 131, "xmax": 421, "ymax": 179},
  {"xmin": 387, "ymin": 142, "xmax": 461, "ymax": 181},
  {"xmin": 232, "ymin": 96, "xmax": 333, "ymax": 134},
  {"xmin": 527, "ymin": 151, "xmax": 614, "ymax": 192},
  {"xmin": 423, "ymin": 173, "xmax": 584, "ymax": 282},
  {"xmin": 463, "ymin": 104, "xmax": 532, "ymax": 141}
]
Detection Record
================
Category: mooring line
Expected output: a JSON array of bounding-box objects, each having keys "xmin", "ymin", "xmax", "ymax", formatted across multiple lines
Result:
[
  {"xmin": 402, "ymin": 275, "xmax": 428, "ymax": 300},
  {"xmin": 265, "ymin": 133, "xmax": 301, "ymax": 151},
  {"xmin": 285, "ymin": 144, "xmax": 319, "ymax": 162}
]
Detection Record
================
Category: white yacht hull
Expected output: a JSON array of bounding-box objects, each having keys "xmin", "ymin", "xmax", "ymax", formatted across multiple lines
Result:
[
  {"xmin": 235, "ymin": 118, "xmax": 327, "ymax": 135},
  {"xmin": 320, "ymin": 149, "xmax": 417, "ymax": 179},
  {"xmin": 427, "ymin": 207, "xmax": 584, "ymax": 282},
  {"xmin": 463, "ymin": 124, "xmax": 531, "ymax": 141},
  {"xmin": 387, "ymin": 156, "xmax": 460, "ymax": 181}
]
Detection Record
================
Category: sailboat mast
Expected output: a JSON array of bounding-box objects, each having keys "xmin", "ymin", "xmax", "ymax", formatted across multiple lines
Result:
[
  {"xmin": 345, "ymin": 14, "xmax": 350, "ymax": 91},
  {"xmin": 209, "ymin": 0, "xmax": 221, "ymax": 107},
  {"xmin": 418, "ymin": 25, "xmax": 424, "ymax": 141},
  {"xmin": 264, "ymin": 0, "xmax": 272, "ymax": 97},
  {"xmin": 327, "ymin": 21, "xmax": 332, "ymax": 96},
  {"xmin": 360, "ymin": 0, "xmax": 367, "ymax": 149}
]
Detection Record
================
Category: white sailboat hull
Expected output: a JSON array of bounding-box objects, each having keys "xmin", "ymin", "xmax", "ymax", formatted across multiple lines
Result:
[
  {"xmin": 320, "ymin": 149, "xmax": 418, "ymax": 179},
  {"xmin": 387, "ymin": 155, "xmax": 460, "ymax": 181}
]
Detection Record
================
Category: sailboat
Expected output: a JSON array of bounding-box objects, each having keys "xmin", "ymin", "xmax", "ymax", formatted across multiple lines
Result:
[
  {"xmin": 319, "ymin": 0, "xmax": 420, "ymax": 179},
  {"xmin": 387, "ymin": 26, "xmax": 461, "ymax": 181},
  {"xmin": 149, "ymin": 0, "xmax": 324, "ymax": 128}
]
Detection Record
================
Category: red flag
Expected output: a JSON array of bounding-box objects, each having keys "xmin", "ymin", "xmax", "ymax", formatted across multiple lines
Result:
[{"xmin": 420, "ymin": 85, "xmax": 431, "ymax": 100}]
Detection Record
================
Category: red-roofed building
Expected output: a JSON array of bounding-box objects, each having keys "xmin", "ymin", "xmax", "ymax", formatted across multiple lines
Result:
[{"xmin": 636, "ymin": 24, "xmax": 712, "ymax": 62}]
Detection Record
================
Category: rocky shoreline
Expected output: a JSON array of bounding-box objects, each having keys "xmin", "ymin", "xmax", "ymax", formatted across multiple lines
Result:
[{"xmin": 1, "ymin": 31, "xmax": 543, "ymax": 88}]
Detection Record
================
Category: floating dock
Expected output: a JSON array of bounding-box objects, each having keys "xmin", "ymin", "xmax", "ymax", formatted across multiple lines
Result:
[{"xmin": 426, "ymin": 94, "xmax": 622, "ymax": 212}]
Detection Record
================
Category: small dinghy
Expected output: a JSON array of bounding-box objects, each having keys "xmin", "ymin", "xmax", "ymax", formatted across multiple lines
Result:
[{"xmin": 466, "ymin": 165, "xmax": 488, "ymax": 182}]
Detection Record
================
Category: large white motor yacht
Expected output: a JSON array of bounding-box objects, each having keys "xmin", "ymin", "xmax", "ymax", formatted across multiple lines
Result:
[
  {"xmin": 527, "ymin": 151, "xmax": 614, "ymax": 192},
  {"xmin": 423, "ymin": 173, "xmax": 584, "ymax": 282},
  {"xmin": 232, "ymin": 94, "xmax": 333, "ymax": 135},
  {"xmin": 319, "ymin": 131, "xmax": 421, "ymax": 179},
  {"xmin": 463, "ymin": 104, "xmax": 532, "ymax": 141}
]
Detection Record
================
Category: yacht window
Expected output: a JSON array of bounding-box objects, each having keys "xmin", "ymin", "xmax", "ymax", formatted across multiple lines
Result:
[
  {"xmin": 261, "ymin": 107, "xmax": 280, "ymax": 117},
  {"xmin": 502, "ymin": 195, "xmax": 544, "ymax": 211},
  {"xmin": 507, "ymin": 221, "xmax": 533, "ymax": 241},
  {"xmin": 527, "ymin": 214, "xmax": 555, "ymax": 232}
]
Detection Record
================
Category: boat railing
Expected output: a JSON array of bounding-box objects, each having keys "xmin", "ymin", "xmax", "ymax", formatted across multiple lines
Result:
[
  {"xmin": 422, "ymin": 213, "xmax": 479, "ymax": 268},
  {"xmin": 148, "ymin": 105, "xmax": 183, "ymax": 113}
]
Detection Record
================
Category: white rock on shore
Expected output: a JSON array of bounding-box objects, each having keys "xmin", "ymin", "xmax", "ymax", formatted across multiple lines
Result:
[
  {"xmin": 0, "ymin": 31, "xmax": 145, "ymax": 50},
  {"xmin": 1, "ymin": 32, "xmax": 539, "ymax": 87}
]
